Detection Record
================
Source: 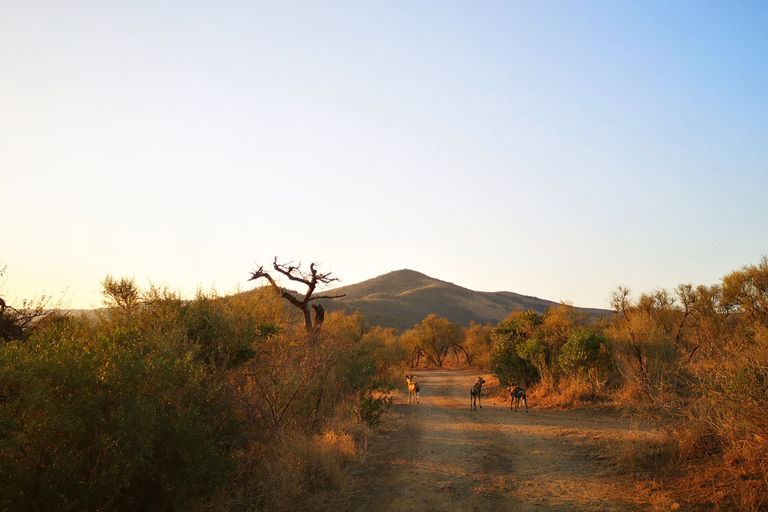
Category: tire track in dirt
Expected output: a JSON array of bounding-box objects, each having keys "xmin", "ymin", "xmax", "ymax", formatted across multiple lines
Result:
[{"xmin": 350, "ymin": 369, "xmax": 657, "ymax": 512}]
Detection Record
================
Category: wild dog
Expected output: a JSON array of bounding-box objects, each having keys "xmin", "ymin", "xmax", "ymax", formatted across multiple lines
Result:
[
  {"xmin": 470, "ymin": 376, "xmax": 485, "ymax": 410},
  {"xmin": 507, "ymin": 385, "xmax": 528, "ymax": 412},
  {"xmin": 406, "ymin": 374, "xmax": 420, "ymax": 404}
]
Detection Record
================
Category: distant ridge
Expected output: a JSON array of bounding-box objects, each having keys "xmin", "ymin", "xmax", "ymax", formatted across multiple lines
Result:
[{"xmin": 316, "ymin": 269, "xmax": 610, "ymax": 332}]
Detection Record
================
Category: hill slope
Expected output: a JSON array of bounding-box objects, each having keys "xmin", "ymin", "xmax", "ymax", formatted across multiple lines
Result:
[{"xmin": 316, "ymin": 269, "xmax": 609, "ymax": 332}]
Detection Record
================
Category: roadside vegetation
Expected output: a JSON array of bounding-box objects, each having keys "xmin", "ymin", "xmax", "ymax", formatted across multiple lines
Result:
[
  {"xmin": 0, "ymin": 265, "xmax": 398, "ymax": 512},
  {"xmin": 1, "ymin": 257, "xmax": 766, "ymax": 511},
  {"xmin": 483, "ymin": 257, "xmax": 768, "ymax": 511}
]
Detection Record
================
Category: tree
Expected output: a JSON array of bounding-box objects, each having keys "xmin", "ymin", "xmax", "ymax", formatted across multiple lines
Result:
[
  {"xmin": 401, "ymin": 314, "xmax": 463, "ymax": 368},
  {"xmin": 535, "ymin": 303, "xmax": 590, "ymax": 381},
  {"xmin": 462, "ymin": 322, "xmax": 494, "ymax": 367},
  {"xmin": 490, "ymin": 310, "xmax": 542, "ymax": 387},
  {"xmin": 0, "ymin": 265, "xmax": 62, "ymax": 343},
  {"xmin": 686, "ymin": 283, "xmax": 729, "ymax": 357},
  {"xmin": 248, "ymin": 258, "xmax": 345, "ymax": 335},
  {"xmin": 721, "ymin": 255, "xmax": 768, "ymax": 328},
  {"xmin": 608, "ymin": 286, "xmax": 691, "ymax": 391},
  {"xmin": 0, "ymin": 293, "xmax": 23, "ymax": 342},
  {"xmin": 558, "ymin": 330, "xmax": 613, "ymax": 383},
  {"xmin": 101, "ymin": 275, "xmax": 142, "ymax": 311}
]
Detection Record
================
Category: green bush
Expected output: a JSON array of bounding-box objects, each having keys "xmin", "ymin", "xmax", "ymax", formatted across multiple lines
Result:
[
  {"xmin": 558, "ymin": 330, "xmax": 613, "ymax": 382},
  {"xmin": 0, "ymin": 316, "xmax": 239, "ymax": 512},
  {"xmin": 490, "ymin": 335, "xmax": 540, "ymax": 387},
  {"xmin": 490, "ymin": 311, "xmax": 542, "ymax": 387},
  {"xmin": 354, "ymin": 389, "xmax": 392, "ymax": 428},
  {"xmin": 517, "ymin": 337, "xmax": 547, "ymax": 378},
  {"xmin": 343, "ymin": 347, "xmax": 393, "ymax": 428}
]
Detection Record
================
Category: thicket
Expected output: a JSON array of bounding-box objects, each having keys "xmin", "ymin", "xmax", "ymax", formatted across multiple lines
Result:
[
  {"xmin": 486, "ymin": 305, "xmax": 614, "ymax": 406},
  {"xmin": 482, "ymin": 257, "xmax": 768, "ymax": 511},
  {"xmin": 0, "ymin": 276, "xmax": 401, "ymax": 512},
  {"xmin": 399, "ymin": 314, "xmax": 465, "ymax": 367}
]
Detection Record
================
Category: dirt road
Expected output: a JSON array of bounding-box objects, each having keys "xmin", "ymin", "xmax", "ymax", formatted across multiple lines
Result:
[{"xmin": 350, "ymin": 369, "xmax": 663, "ymax": 512}]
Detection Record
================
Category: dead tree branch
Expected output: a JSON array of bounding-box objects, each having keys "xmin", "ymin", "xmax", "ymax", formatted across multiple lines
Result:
[{"xmin": 249, "ymin": 258, "xmax": 345, "ymax": 336}]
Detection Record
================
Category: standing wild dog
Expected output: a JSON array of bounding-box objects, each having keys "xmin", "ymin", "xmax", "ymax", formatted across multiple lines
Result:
[
  {"xmin": 507, "ymin": 385, "xmax": 528, "ymax": 412},
  {"xmin": 470, "ymin": 376, "xmax": 485, "ymax": 410},
  {"xmin": 406, "ymin": 374, "xmax": 420, "ymax": 404}
]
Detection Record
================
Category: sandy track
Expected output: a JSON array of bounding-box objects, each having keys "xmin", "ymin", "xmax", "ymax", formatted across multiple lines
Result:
[{"xmin": 350, "ymin": 369, "xmax": 658, "ymax": 512}]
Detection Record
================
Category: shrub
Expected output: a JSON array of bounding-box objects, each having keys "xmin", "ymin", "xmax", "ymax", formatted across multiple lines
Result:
[
  {"xmin": 198, "ymin": 430, "xmax": 358, "ymax": 512},
  {"xmin": 705, "ymin": 350, "xmax": 768, "ymax": 444},
  {"xmin": 0, "ymin": 316, "xmax": 239, "ymax": 512},
  {"xmin": 355, "ymin": 389, "xmax": 392, "ymax": 428},
  {"xmin": 490, "ymin": 311, "xmax": 542, "ymax": 386},
  {"xmin": 344, "ymin": 347, "xmax": 393, "ymax": 428},
  {"xmin": 558, "ymin": 330, "xmax": 613, "ymax": 383},
  {"xmin": 490, "ymin": 334, "xmax": 540, "ymax": 387}
]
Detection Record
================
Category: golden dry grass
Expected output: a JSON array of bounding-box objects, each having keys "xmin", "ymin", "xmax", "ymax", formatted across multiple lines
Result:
[
  {"xmin": 194, "ymin": 424, "xmax": 369, "ymax": 512},
  {"xmin": 593, "ymin": 398, "xmax": 768, "ymax": 511},
  {"xmin": 521, "ymin": 377, "xmax": 611, "ymax": 409}
]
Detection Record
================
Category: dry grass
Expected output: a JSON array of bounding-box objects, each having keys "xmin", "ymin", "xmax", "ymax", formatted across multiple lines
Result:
[
  {"xmin": 527, "ymin": 377, "xmax": 612, "ymax": 409},
  {"xmin": 481, "ymin": 370, "xmax": 767, "ymax": 510},
  {"xmin": 601, "ymin": 427, "xmax": 677, "ymax": 472},
  {"xmin": 598, "ymin": 409, "xmax": 768, "ymax": 511},
  {"xmin": 644, "ymin": 444, "xmax": 768, "ymax": 512},
  {"xmin": 484, "ymin": 375, "xmax": 614, "ymax": 411},
  {"xmin": 195, "ymin": 423, "xmax": 370, "ymax": 512},
  {"xmin": 665, "ymin": 429, "xmax": 768, "ymax": 512}
]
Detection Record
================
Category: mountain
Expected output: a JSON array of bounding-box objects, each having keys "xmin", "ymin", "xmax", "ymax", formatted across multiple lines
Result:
[{"xmin": 315, "ymin": 269, "xmax": 610, "ymax": 332}]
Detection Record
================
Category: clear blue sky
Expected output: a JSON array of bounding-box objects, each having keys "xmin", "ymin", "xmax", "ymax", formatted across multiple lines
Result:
[{"xmin": 2, "ymin": 1, "xmax": 767, "ymax": 310}]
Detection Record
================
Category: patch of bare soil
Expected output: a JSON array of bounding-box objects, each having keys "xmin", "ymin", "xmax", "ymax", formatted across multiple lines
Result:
[{"xmin": 349, "ymin": 369, "xmax": 665, "ymax": 512}]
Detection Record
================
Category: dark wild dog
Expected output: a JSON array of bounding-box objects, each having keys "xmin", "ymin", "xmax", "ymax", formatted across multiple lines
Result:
[
  {"xmin": 406, "ymin": 374, "xmax": 420, "ymax": 404},
  {"xmin": 470, "ymin": 376, "xmax": 485, "ymax": 410},
  {"xmin": 507, "ymin": 385, "xmax": 528, "ymax": 412}
]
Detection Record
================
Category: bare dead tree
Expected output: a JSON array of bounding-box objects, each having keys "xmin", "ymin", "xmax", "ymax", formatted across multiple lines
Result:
[
  {"xmin": 248, "ymin": 258, "xmax": 345, "ymax": 335},
  {"xmin": 0, "ymin": 296, "xmax": 23, "ymax": 341},
  {"xmin": 0, "ymin": 266, "xmax": 67, "ymax": 342},
  {"xmin": 0, "ymin": 294, "xmax": 62, "ymax": 343}
]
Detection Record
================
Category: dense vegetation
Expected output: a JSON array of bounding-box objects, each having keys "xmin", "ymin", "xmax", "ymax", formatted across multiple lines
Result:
[
  {"xmin": 0, "ymin": 274, "xmax": 400, "ymax": 511},
  {"xmin": 485, "ymin": 257, "xmax": 768, "ymax": 511},
  {"xmin": 1, "ymin": 257, "xmax": 766, "ymax": 510}
]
